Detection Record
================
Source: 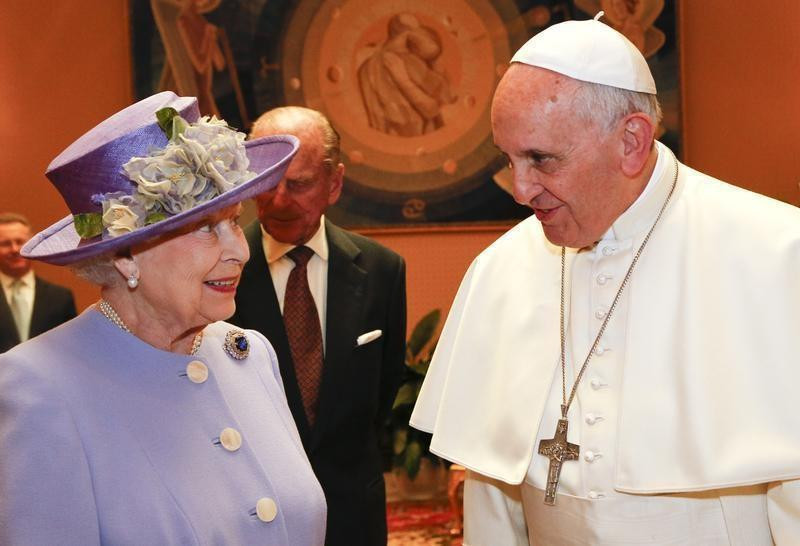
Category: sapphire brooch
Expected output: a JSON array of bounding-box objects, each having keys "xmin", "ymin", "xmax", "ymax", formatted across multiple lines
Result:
[{"xmin": 224, "ymin": 329, "xmax": 249, "ymax": 360}]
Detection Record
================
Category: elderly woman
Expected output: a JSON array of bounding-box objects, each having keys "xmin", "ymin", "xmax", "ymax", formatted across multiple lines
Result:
[{"xmin": 0, "ymin": 92, "xmax": 326, "ymax": 544}]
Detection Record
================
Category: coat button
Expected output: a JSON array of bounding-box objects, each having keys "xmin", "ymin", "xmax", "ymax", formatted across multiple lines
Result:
[
  {"xmin": 595, "ymin": 309, "xmax": 607, "ymax": 320},
  {"xmin": 256, "ymin": 497, "xmax": 278, "ymax": 522},
  {"xmin": 186, "ymin": 361, "xmax": 209, "ymax": 384},
  {"xmin": 596, "ymin": 274, "xmax": 608, "ymax": 285},
  {"xmin": 602, "ymin": 246, "xmax": 616, "ymax": 256},
  {"xmin": 219, "ymin": 428, "xmax": 242, "ymax": 451},
  {"xmin": 588, "ymin": 490, "xmax": 605, "ymax": 499}
]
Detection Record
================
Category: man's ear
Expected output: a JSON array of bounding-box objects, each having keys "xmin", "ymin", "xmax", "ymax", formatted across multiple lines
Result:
[
  {"xmin": 327, "ymin": 163, "xmax": 344, "ymax": 205},
  {"xmin": 620, "ymin": 113, "xmax": 656, "ymax": 177}
]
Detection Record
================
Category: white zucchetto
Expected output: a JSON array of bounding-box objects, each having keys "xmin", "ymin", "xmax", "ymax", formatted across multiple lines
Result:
[{"xmin": 510, "ymin": 12, "xmax": 657, "ymax": 94}]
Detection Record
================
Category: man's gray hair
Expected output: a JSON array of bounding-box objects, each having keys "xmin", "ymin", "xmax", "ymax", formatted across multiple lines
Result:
[
  {"xmin": 0, "ymin": 212, "xmax": 31, "ymax": 227},
  {"xmin": 250, "ymin": 106, "xmax": 341, "ymax": 174},
  {"xmin": 571, "ymin": 80, "xmax": 663, "ymax": 131}
]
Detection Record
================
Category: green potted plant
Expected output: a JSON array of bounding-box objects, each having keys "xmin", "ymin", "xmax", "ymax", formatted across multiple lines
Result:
[{"xmin": 390, "ymin": 309, "xmax": 446, "ymax": 499}]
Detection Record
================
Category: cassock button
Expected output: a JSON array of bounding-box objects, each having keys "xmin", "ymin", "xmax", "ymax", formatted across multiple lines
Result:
[
  {"xmin": 595, "ymin": 309, "xmax": 607, "ymax": 320},
  {"xmin": 186, "ymin": 361, "xmax": 209, "ymax": 384},
  {"xmin": 585, "ymin": 413, "xmax": 600, "ymax": 425},
  {"xmin": 596, "ymin": 274, "xmax": 608, "ymax": 285},
  {"xmin": 584, "ymin": 450, "xmax": 602, "ymax": 462},
  {"xmin": 594, "ymin": 346, "xmax": 606, "ymax": 356},
  {"xmin": 219, "ymin": 427, "xmax": 242, "ymax": 451},
  {"xmin": 590, "ymin": 378, "xmax": 607, "ymax": 390},
  {"xmin": 256, "ymin": 497, "xmax": 278, "ymax": 522}
]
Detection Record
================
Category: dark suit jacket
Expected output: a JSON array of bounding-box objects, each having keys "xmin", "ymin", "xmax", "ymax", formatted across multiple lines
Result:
[
  {"xmin": 231, "ymin": 219, "xmax": 406, "ymax": 546},
  {"xmin": 0, "ymin": 276, "xmax": 77, "ymax": 353}
]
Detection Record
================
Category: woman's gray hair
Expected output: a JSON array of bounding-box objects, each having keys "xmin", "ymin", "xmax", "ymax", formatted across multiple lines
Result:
[
  {"xmin": 571, "ymin": 80, "xmax": 663, "ymax": 131},
  {"xmin": 69, "ymin": 251, "xmax": 122, "ymax": 288}
]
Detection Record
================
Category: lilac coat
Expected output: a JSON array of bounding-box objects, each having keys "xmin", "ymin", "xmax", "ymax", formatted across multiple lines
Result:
[{"xmin": 0, "ymin": 310, "xmax": 326, "ymax": 544}]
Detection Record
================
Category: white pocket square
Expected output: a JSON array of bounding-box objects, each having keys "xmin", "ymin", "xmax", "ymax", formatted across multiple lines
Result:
[{"xmin": 356, "ymin": 330, "xmax": 382, "ymax": 346}]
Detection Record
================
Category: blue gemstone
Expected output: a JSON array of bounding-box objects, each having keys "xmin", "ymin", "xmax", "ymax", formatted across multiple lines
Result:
[{"xmin": 236, "ymin": 336, "xmax": 248, "ymax": 351}]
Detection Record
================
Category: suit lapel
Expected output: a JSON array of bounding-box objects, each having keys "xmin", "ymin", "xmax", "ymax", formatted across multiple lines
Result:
[
  {"xmin": 0, "ymin": 287, "xmax": 20, "ymax": 351},
  {"xmin": 30, "ymin": 277, "xmax": 51, "ymax": 338},
  {"xmin": 236, "ymin": 222, "xmax": 312, "ymax": 442},
  {"xmin": 310, "ymin": 221, "xmax": 367, "ymax": 446}
]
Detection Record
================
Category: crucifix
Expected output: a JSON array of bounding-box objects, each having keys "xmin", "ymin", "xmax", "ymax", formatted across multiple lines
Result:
[{"xmin": 537, "ymin": 415, "xmax": 579, "ymax": 505}]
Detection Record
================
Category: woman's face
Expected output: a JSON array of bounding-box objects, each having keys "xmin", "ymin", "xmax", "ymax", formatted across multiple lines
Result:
[{"xmin": 132, "ymin": 204, "xmax": 249, "ymax": 334}]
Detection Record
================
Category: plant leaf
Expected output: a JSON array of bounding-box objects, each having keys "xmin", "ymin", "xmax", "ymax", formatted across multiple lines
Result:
[
  {"xmin": 73, "ymin": 213, "xmax": 103, "ymax": 239},
  {"xmin": 393, "ymin": 428, "xmax": 407, "ymax": 455},
  {"xmin": 392, "ymin": 383, "xmax": 416, "ymax": 409},
  {"xmin": 404, "ymin": 440, "xmax": 422, "ymax": 479},
  {"xmin": 407, "ymin": 309, "xmax": 440, "ymax": 358}
]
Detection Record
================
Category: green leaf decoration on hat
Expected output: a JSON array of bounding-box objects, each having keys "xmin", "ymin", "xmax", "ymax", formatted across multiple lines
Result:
[
  {"xmin": 155, "ymin": 107, "xmax": 188, "ymax": 141},
  {"xmin": 145, "ymin": 211, "xmax": 168, "ymax": 226},
  {"xmin": 73, "ymin": 213, "xmax": 103, "ymax": 239}
]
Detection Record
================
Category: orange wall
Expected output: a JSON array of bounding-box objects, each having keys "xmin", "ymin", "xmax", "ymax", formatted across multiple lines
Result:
[
  {"xmin": 679, "ymin": 1, "xmax": 800, "ymax": 204},
  {"xmin": 0, "ymin": 1, "xmax": 132, "ymax": 309},
  {"xmin": 2, "ymin": 0, "xmax": 798, "ymax": 331}
]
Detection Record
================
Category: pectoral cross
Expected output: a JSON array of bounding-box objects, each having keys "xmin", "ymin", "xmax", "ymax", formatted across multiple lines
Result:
[{"xmin": 538, "ymin": 417, "xmax": 579, "ymax": 505}]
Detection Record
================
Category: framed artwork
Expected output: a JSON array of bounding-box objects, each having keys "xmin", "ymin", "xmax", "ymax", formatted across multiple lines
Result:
[{"xmin": 131, "ymin": 0, "xmax": 681, "ymax": 228}]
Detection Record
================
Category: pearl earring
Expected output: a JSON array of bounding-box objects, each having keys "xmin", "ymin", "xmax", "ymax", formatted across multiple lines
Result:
[{"xmin": 127, "ymin": 274, "xmax": 139, "ymax": 289}]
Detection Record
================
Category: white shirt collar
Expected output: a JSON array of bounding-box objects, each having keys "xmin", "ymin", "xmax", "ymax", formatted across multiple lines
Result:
[
  {"xmin": 603, "ymin": 141, "xmax": 675, "ymax": 242},
  {"xmin": 0, "ymin": 269, "xmax": 34, "ymax": 291},
  {"xmin": 260, "ymin": 215, "xmax": 329, "ymax": 264}
]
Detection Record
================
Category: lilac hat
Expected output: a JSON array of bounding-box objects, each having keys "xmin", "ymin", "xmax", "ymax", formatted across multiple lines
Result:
[{"xmin": 22, "ymin": 92, "xmax": 298, "ymax": 265}]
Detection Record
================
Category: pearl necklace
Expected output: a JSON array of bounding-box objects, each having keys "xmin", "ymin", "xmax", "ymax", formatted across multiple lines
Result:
[{"xmin": 97, "ymin": 299, "xmax": 203, "ymax": 355}]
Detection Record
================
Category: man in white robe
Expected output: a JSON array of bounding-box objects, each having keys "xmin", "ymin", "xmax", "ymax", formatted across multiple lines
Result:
[{"xmin": 410, "ymin": 13, "xmax": 800, "ymax": 545}]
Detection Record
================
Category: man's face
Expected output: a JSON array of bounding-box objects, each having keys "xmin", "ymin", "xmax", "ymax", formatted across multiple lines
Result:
[
  {"xmin": 0, "ymin": 222, "xmax": 32, "ymax": 277},
  {"xmin": 491, "ymin": 65, "xmax": 629, "ymax": 248},
  {"xmin": 254, "ymin": 126, "xmax": 342, "ymax": 246}
]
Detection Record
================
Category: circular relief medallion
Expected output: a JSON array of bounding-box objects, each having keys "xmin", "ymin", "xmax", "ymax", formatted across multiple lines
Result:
[{"xmin": 255, "ymin": 0, "xmax": 532, "ymax": 224}]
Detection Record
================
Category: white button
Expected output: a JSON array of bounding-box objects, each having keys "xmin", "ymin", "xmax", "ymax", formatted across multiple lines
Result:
[
  {"xmin": 584, "ymin": 450, "xmax": 602, "ymax": 462},
  {"xmin": 596, "ymin": 274, "xmax": 608, "ymax": 285},
  {"xmin": 595, "ymin": 309, "xmax": 607, "ymax": 320},
  {"xmin": 186, "ymin": 361, "xmax": 208, "ymax": 384},
  {"xmin": 256, "ymin": 497, "xmax": 278, "ymax": 522},
  {"xmin": 585, "ymin": 413, "xmax": 603, "ymax": 425},
  {"xmin": 219, "ymin": 427, "xmax": 242, "ymax": 451},
  {"xmin": 588, "ymin": 490, "xmax": 605, "ymax": 499},
  {"xmin": 590, "ymin": 378, "xmax": 607, "ymax": 390},
  {"xmin": 602, "ymin": 246, "xmax": 616, "ymax": 256},
  {"xmin": 594, "ymin": 346, "xmax": 605, "ymax": 356}
]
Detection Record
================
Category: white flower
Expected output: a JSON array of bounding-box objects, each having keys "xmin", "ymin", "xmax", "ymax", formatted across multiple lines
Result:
[
  {"xmin": 101, "ymin": 195, "xmax": 144, "ymax": 237},
  {"xmin": 110, "ymin": 113, "xmax": 252, "ymax": 230},
  {"xmin": 200, "ymin": 133, "xmax": 253, "ymax": 191}
]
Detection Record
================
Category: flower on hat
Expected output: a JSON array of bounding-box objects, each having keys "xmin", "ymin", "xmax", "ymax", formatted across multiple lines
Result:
[
  {"xmin": 73, "ymin": 108, "xmax": 254, "ymax": 240},
  {"xmin": 100, "ymin": 193, "xmax": 147, "ymax": 237}
]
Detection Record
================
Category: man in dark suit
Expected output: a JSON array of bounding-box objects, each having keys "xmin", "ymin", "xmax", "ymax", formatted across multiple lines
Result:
[
  {"xmin": 230, "ymin": 107, "xmax": 406, "ymax": 546},
  {"xmin": 0, "ymin": 213, "xmax": 77, "ymax": 353}
]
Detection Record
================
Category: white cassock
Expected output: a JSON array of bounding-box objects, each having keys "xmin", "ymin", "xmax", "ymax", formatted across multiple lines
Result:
[{"xmin": 410, "ymin": 142, "xmax": 800, "ymax": 545}]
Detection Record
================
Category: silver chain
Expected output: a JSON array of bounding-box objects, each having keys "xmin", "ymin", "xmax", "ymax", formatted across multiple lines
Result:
[
  {"xmin": 559, "ymin": 154, "xmax": 679, "ymax": 418},
  {"xmin": 97, "ymin": 299, "xmax": 203, "ymax": 355}
]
